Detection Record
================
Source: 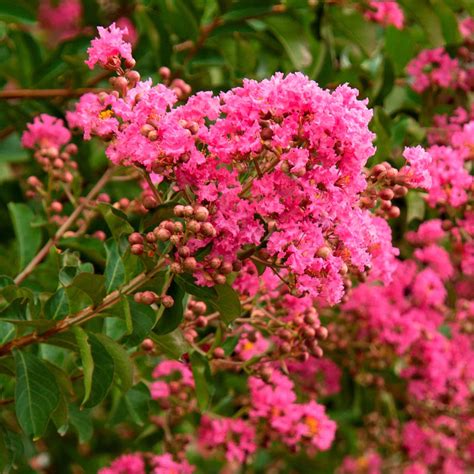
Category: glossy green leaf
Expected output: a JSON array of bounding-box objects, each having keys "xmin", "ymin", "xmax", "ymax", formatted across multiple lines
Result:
[
  {"xmin": 154, "ymin": 279, "xmax": 186, "ymax": 335},
  {"xmin": 7, "ymin": 203, "xmax": 42, "ymax": 272},
  {"xmin": 151, "ymin": 328, "xmax": 190, "ymax": 359},
  {"xmin": 406, "ymin": 191, "xmax": 426, "ymax": 223},
  {"xmin": 122, "ymin": 298, "xmax": 155, "ymax": 346},
  {"xmin": 98, "ymin": 203, "xmax": 134, "ymax": 240},
  {"xmin": 14, "ymin": 350, "xmax": 60, "ymax": 438},
  {"xmin": 69, "ymin": 273, "xmax": 106, "ymax": 305},
  {"xmin": 44, "ymin": 288, "xmax": 70, "ymax": 320},
  {"xmin": 264, "ymin": 16, "xmax": 312, "ymax": 69},
  {"xmin": 94, "ymin": 333, "xmax": 133, "ymax": 392},
  {"xmin": 83, "ymin": 334, "xmax": 115, "ymax": 408},
  {"xmin": 104, "ymin": 240, "xmax": 125, "ymax": 292},
  {"xmin": 190, "ymin": 351, "xmax": 214, "ymax": 411},
  {"xmin": 210, "ymin": 284, "xmax": 242, "ymax": 324},
  {"xmin": 74, "ymin": 327, "xmax": 93, "ymax": 406},
  {"xmin": 68, "ymin": 404, "xmax": 92, "ymax": 443},
  {"xmin": 122, "ymin": 382, "xmax": 150, "ymax": 426}
]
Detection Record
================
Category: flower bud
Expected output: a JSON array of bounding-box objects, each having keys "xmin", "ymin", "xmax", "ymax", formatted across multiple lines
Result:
[
  {"xmin": 187, "ymin": 220, "xmax": 201, "ymax": 234},
  {"xmin": 214, "ymin": 274, "xmax": 227, "ymax": 285},
  {"xmin": 128, "ymin": 232, "xmax": 144, "ymax": 245},
  {"xmin": 141, "ymin": 338, "xmax": 155, "ymax": 352},
  {"xmin": 159, "ymin": 66, "xmax": 171, "ymax": 79},
  {"xmin": 50, "ymin": 201, "xmax": 63, "ymax": 213},
  {"xmin": 316, "ymin": 246, "xmax": 331, "ymax": 259},
  {"xmin": 131, "ymin": 244, "xmax": 144, "ymax": 255},
  {"xmin": 388, "ymin": 206, "xmax": 400, "ymax": 218},
  {"xmin": 178, "ymin": 246, "xmax": 191, "ymax": 258},
  {"xmin": 379, "ymin": 188, "xmax": 394, "ymax": 201},
  {"xmin": 194, "ymin": 206, "xmax": 209, "ymax": 222},
  {"xmin": 174, "ymin": 205, "xmax": 185, "ymax": 217},
  {"xmin": 162, "ymin": 295, "xmax": 174, "ymax": 308},
  {"xmin": 213, "ymin": 347, "xmax": 225, "ymax": 358},
  {"xmin": 154, "ymin": 228, "xmax": 171, "ymax": 242},
  {"xmin": 201, "ymin": 222, "xmax": 216, "ymax": 237},
  {"xmin": 193, "ymin": 302, "xmax": 207, "ymax": 315},
  {"xmin": 143, "ymin": 196, "xmax": 158, "ymax": 209},
  {"xmin": 183, "ymin": 257, "xmax": 197, "ymax": 272},
  {"xmin": 196, "ymin": 316, "xmax": 207, "ymax": 328},
  {"xmin": 183, "ymin": 206, "xmax": 194, "ymax": 218},
  {"xmin": 145, "ymin": 232, "xmax": 157, "ymax": 243}
]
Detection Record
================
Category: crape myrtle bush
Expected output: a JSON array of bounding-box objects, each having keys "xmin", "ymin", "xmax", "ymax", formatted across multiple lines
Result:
[{"xmin": 0, "ymin": 1, "xmax": 472, "ymax": 473}]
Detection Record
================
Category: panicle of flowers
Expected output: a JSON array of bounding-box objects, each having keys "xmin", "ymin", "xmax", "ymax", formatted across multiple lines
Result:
[
  {"xmin": 406, "ymin": 48, "xmax": 468, "ymax": 93},
  {"xmin": 85, "ymin": 23, "xmax": 135, "ymax": 71},
  {"xmin": 248, "ymin": 369, "xmax": 336, "ymax": 452},
  {"xmin": 38, "ymin": 0, "xmax": 82, "ymax": 42},
  {"xmin": 364, "ymin": 1, "xmax": 405, "ymax": 29},
  {"xmin": 99, "ymin": 453, "xmax": 195, "ymax": 474},
  {"xmin": 198, "ymin": 416, "xmax": 257, "ymax": 463}
]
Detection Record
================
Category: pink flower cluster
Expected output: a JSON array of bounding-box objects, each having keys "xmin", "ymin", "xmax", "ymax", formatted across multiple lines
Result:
[
  {"xmin": 198, "ymin": 416, "xmax": 256, "ymax": 463},
  {"xmin": 85, "ymin": 23, "xmax": 134, "ymax": 70},
  {"xmin": 425, "ymin": 145, "xmax": 472, "ymax": 208},
  {"xmin": 21, "ymin": 114, "xmax": 71, "ymax": 150},
  {"xmin": 364, "ymin": 1, "xmax": 404, "ymax": 29},
  {"xmin": 99, "ymin": 453, "xmax": 194, "ymax": 474},
  {"xmin": 69, "ymin": 27, "xmax": 409, "ymax": 305},
  {"xmin": 249, "ymin": 370, "xmax": 336, "ymax": 452},
  {"xmin": 407, "ymin": 46, "xmax": 474, "ymax": 93},
  {"xmin": 38, "ymin": 0, "xmax": 82, "ymax": 42}
]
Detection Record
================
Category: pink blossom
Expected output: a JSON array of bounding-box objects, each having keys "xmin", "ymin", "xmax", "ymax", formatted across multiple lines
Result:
[
  {"xmin": 98, "ymin": 453, "xmax": 145, "ymax": 474},
  {"xmin": 22, "ymin": 114, "xmax": 71, "ymax": 149},
  {"xmin": 365, "ymin": 1, "xmax": 404, "ymax": 29},
  {"xmin": 151, "ymin": 454, "xmax": 195, "ymax": 474},
  {"xmin": 198, "ymin": 416, "xmax": 256, "ymax": 463},
  {"xmin": 38, "ymin": 0, "xmax": 82, "ymax": 42},
  {"xmin": 85, "ymin": 23, "xmax": 134, "ymax": 70},
  {"xmin": 400, "ymin": 146, "xmax": 432, "ymax": 189},
  {"xmin": 407, "ymin": 48, "xmax": 466, "ymax": 93}
]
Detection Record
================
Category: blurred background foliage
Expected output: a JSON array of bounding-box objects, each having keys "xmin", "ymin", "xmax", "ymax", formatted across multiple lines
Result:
[{"xmin": 0, "ymin": 0, "xmax": 472, "ymax": 472}]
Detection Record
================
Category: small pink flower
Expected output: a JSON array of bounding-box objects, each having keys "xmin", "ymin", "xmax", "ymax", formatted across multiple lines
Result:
[
  {"xmin": 365, "ymin": 1, "xmax": 405, "ymax": 29},
  {"xmin": 22, "ymin": 114, "xmax": 71, "ymax": 150},
  {"xmin": 85, "ymin": 23, "xmax": 134, "ymax": 70}
]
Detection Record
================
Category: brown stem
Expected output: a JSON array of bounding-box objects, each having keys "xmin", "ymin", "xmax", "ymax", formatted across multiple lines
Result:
[
  {"xmin": 1, "ymin": 261, "xmax": 166, "ymax": 357},
  {"xmin": 0, "ymin": 88, "xmax": 106, "ymax": 100},
  {"xmin": 142, "ymin": 170, "xmax": 163, "ymax": 204},
  {"xmin": 14, "ymin": 167, "xmax": 115, "ymax": 285}
]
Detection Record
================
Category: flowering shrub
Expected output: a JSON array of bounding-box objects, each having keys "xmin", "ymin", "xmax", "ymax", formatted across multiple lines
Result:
[{"xmin": 0, "ymin": 1, "xmax": 472, "ymax": 473}]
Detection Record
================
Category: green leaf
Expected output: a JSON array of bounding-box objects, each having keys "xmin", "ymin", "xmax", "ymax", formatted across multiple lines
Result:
[
  {"xmin": 264, "ymin": 16, "xmax": 312, "ymax": 69},
  {"xmin": 190, "ymin": 351, "xmax": 214, "ymax": 411},
  {"xmin": 385, "ymin": 26, "xmax": 416, "ymax": 74},
  {"xmin": 14, "ymin": 350, "xmax": 60, "ymax": 438},
  {"xmin": 122, "ymin": 382, "xmax": 150, "ymax": 426},
  {"xmin": 68, "ymin": 404, "xmax": 92, "ymax": 443},
  {"xmin": 104, "ymin": 240, "xmax": 125, "ymax": 292},
  {"xmin": 406, "ymin": 191, "xmax": 426, "ymax": 223},
  {"xmin": 83, "ymin": 334, "xmax": 115, "ymax": 408},
  {"xmin": 432, "ymin": 0, "xmax": 462, "ymax": 45},
  {"xmin": 94, "ymin": 333, "xmax": 133, "ymax": 392},
  {"xmin": 7, "ymin": 203, "xmax": 42, "ymax": 272},
  {"xmin": 210, "ymin": 284, "xmax": 242, "ymax": 324},
  {"xmin": 69, "ymin": 273, "xmax": 106, "ymax": 305},
  {"xmin": 98, "ymin": 203, "xmax": 134, "ymax": 240},
  {"xmin": 74, "ymin": 327, "xmax": 93, "ymax": 406},
  {"xmin": 122, "ymin": 298, "xmax": 155, "ymax": 346},
  {"xmin": 154, "ymin": 279, "xmax": 186, "ymax": 335},
  {"xmin": 0, "ymin": 426, "xmax": 24, "ymax": 472},
  {"xmin": 44, "ymin": 288, "xmax": 70, "ymax": 320},
  {"xmin": 151, "ymin": 329, "xmax": 190, "ymax": 359},
  {"xmin": 0, "ymin": 1, "xmax": 35, "ymax": 23}
]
